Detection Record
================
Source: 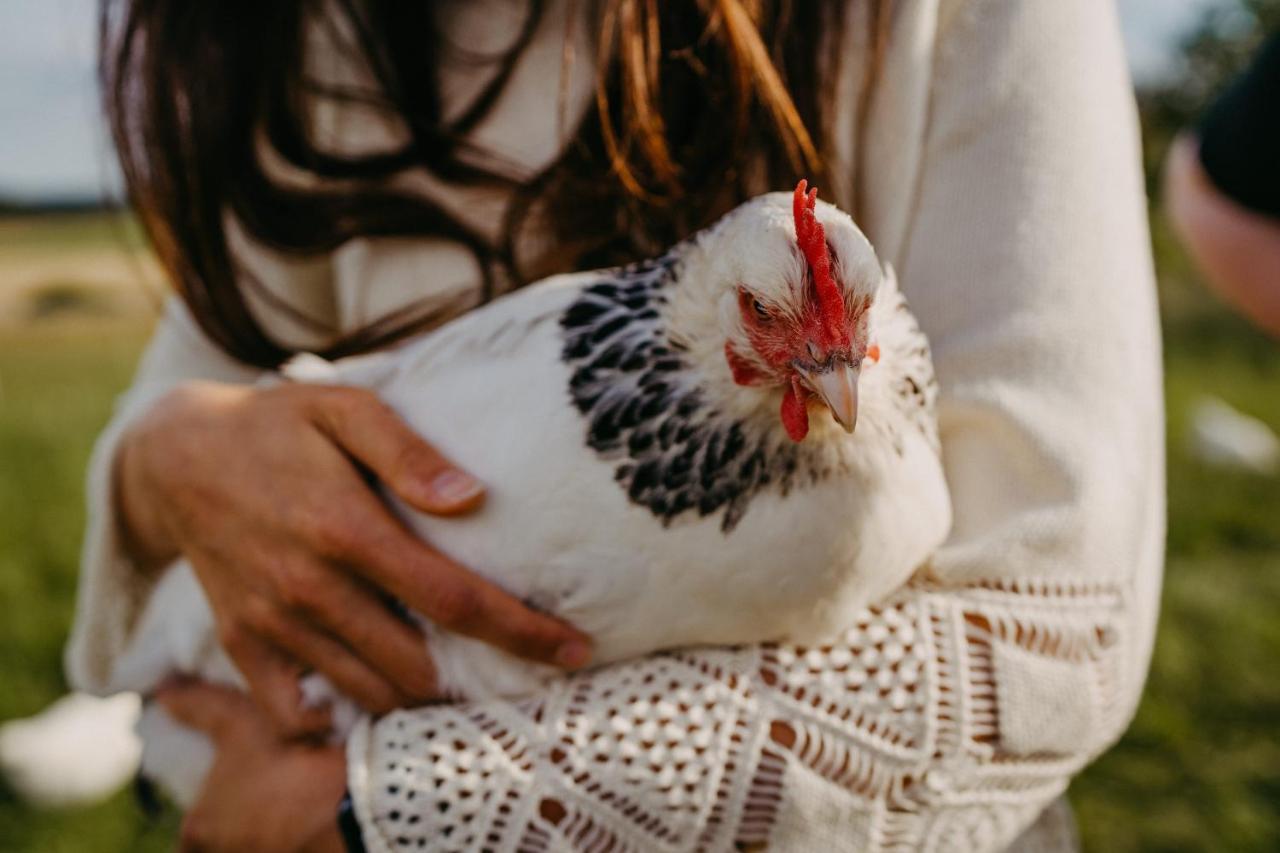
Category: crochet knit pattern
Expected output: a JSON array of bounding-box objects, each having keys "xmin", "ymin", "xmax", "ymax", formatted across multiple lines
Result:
[{"xmin": 348, "ymin": 578, "xmax": 1128, "ymax": 852}]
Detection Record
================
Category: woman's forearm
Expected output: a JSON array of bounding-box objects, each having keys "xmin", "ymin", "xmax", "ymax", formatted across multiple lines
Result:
[{"xmin": 346, "ymin": 579, "xmax": 1130, "ymax": 852}]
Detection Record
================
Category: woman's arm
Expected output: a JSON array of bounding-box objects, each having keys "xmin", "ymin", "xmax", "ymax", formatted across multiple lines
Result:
[
  {"xmin": 163, "ymin": 580, "xmax": 1122, "ymax": 853},
  {"xmin": 67, "ymin": 298, "xmax": 262, "ymax": 691},
  {"xmin": 339, "ymin": 0, "xmax": 1164, "ymax": 850},
  {"xmin": 344, "ymin": 581, "xmax": 1125, "ymax": 853}
]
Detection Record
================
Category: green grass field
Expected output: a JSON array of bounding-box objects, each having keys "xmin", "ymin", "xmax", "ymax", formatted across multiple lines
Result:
[
  {"xmin": 0, "ymin": 212, "xmax": 1277, "ymax": 851},
  {"xmin": 0, "ymin": 318, "xmax": 179, "ymax": 852}
]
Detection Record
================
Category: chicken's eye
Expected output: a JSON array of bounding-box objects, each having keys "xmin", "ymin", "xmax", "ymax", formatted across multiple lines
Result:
[{"xmin": 738, "ymin": 288, "xmax": 775, "ymax": 324}]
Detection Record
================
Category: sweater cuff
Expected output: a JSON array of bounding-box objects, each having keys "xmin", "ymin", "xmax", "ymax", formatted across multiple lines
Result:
[
  {"xmin": 345, "ymin": 716, "xmax": 392, "ymax": 853},
  {"xmin": 63, "ymin": 390, "xmax": 170, "ymax": 694}
]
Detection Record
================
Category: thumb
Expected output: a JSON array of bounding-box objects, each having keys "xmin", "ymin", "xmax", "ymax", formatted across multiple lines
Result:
[
  {"xmin": 155, "ymin": 678, "xmax": 255, "ymax": 742},
  {"xmin": 311, "ymin": 388, "xmax": 486, "ymax": 516}
]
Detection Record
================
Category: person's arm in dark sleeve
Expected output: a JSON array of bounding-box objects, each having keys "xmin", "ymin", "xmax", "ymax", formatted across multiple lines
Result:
[
  {"xmin": 1198, "ymin": 34, "xmax": 1280, "ymax": 219},
  {"xmin": 1166, "ymin": 33, "xmax": 1280, "ymax": 336}
]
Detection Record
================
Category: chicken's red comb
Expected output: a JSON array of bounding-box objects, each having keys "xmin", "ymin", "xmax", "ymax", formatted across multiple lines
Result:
[{"xmin": 793, "ymin": 180, "xmax": 846, "ymax": 350}]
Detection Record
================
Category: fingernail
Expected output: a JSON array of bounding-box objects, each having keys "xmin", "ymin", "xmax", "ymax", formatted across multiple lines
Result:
[
  {"xmin": 428, "ymin": 469, "xmax": 483, "ymax": 505},
  {"xmin": 555, "ymin": 641, "xmax": 592, "ymax": 669}
]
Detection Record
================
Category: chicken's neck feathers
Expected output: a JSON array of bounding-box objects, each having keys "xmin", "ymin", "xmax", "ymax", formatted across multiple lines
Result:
[{"xmin": 558, "ymin": 240, "xmax": 937, "ymax": 533}]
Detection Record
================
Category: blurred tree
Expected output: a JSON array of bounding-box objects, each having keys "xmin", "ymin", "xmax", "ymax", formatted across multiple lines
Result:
[{"xmin": 1138, "ymin": 0, "xmax": 1280, "ymax": 197}]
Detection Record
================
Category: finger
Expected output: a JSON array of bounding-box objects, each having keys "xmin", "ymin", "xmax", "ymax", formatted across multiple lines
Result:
[
  {"xmin": 349, "ymin": 513, "xmax": 593, "ymax": 671},
  {"xmin": 223, "ymin": 627, "xmax": 333, "ymax": 738},
  {"xmin": 155, "ymin": 679, "xmax": 254, "ymax": 742},
  {"xmin": 310, "ymin": 387, "xmax": 485, "ymax": 516},
  {"xmin": 254, "ymin": 609, "xmax": 411, "ymax": 716},
  {"xmin": 287, "ymin": 563, "xmax": 438, "ymax": 701}
]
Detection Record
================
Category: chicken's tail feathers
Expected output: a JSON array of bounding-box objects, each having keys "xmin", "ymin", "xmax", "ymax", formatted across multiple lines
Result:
[{"xmin": 0, "ymin": 692, "xmax": 142, "ymax": 809}]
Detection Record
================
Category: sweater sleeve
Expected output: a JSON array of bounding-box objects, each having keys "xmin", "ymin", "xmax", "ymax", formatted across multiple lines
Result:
[
  {"xmin": 348, "ymin": 580, "xmax": 1126, "ymax": 852},
  {"xmin": 65, "ymin": 299, "xmax": 263, "ymax": 693},
  {"xmin": 349, "ymin": 0, "xmax": 1165, "ymax": 848}
]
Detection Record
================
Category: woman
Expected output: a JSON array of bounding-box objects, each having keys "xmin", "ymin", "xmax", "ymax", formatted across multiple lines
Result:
[{"xmin": 68, "ymin": 0, "xmax": 1165, "ymax": 849}]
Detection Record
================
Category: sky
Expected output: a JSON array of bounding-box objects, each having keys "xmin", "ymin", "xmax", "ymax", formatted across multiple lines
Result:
[{"xmin": 0, "ymin": 0, "xmax": 1230, "ymax": 201}]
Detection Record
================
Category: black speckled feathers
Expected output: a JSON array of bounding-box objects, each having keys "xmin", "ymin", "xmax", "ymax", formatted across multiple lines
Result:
[{"xmin": 560, "ymin": 254, "xmax": 803, "ymax": 533}]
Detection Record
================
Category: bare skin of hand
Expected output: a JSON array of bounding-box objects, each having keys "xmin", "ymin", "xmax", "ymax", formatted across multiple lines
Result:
[
  {"xmin": 117, "ymin": 381, "xmax": 591, "ymax": 734},
  {"xmin": 158, "ymin": 679, "xmax": 347, "ymax": 853}
]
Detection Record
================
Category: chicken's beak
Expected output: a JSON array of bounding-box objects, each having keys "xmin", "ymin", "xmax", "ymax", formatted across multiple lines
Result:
[{"xmin": 795, "ymin": 359, "xmax": 859, "ymax": 433}]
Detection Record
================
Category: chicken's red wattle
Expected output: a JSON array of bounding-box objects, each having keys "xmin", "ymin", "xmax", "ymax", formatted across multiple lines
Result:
[{"xmin": 781, "ymin": 376, "xmax": 811, "ymax": 442}]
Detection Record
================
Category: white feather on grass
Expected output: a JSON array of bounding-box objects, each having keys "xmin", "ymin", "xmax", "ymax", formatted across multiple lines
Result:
[
  {"xmin": 1189, "ymin": 396, "xmax": 1280, "ymax": 475},
  {"xmin": 0, "ymin": 692, "xmax": 141, "ymax": 809}
]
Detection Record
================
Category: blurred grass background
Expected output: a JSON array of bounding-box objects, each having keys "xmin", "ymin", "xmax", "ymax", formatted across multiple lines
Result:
[{"xmin": 1, "ymin": 5, "xmax": 1278, "ymax": 852}]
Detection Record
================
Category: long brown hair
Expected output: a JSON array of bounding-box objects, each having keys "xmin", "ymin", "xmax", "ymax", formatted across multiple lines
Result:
[{"xmin": 101, "ymin": 0, "xmax": 878, "ymax": 368}]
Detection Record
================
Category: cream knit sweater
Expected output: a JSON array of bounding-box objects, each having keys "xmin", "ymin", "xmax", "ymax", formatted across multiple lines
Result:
[{"xmin": 66, "ymin": 1, "xmax": 1164, "ymax": 850}]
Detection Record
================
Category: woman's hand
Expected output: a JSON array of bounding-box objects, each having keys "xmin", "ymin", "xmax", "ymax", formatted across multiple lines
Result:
[
  {"xmin": 157, "ymin": 679, "xmax": 347, "ymax": 853},
  {"xmin": 117, "ymin": 380, "xmax": 591, "ymax": 733}
]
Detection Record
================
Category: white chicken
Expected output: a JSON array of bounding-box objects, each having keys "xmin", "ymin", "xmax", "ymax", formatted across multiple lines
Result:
[{"xmin": 96, "ymin": 182, "xmax": 952, "ymax": 805}]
